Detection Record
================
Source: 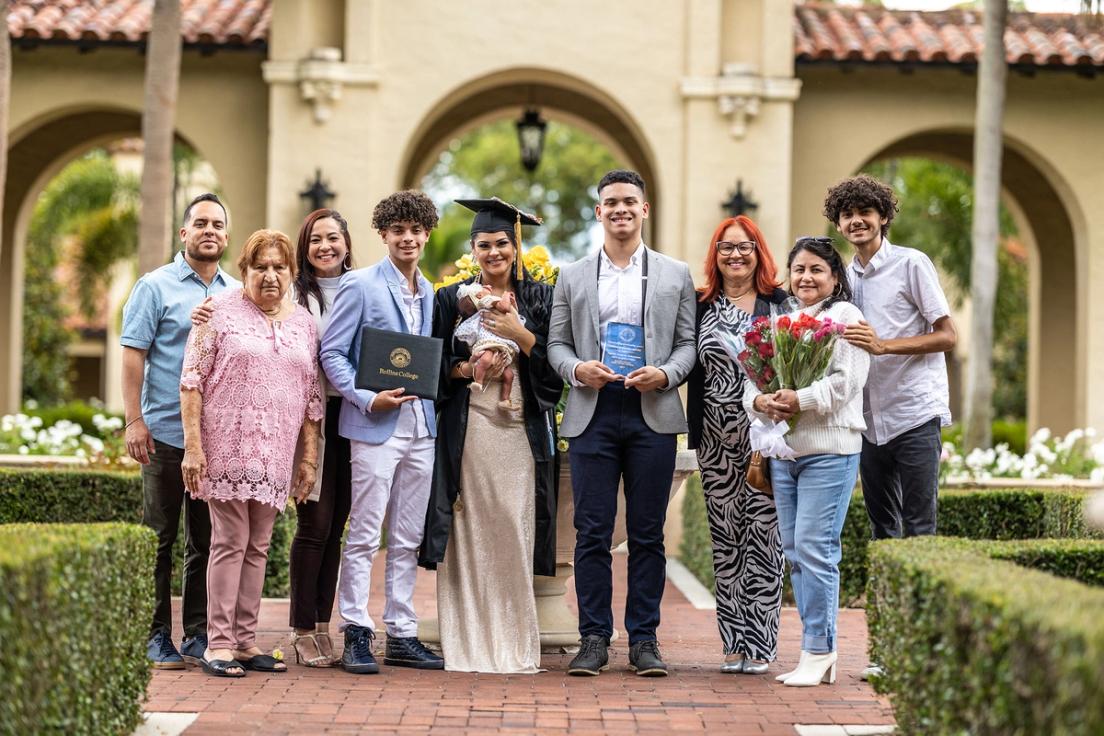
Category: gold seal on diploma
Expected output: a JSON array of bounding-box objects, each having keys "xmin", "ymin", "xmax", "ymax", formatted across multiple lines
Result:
[{"xmin": 389, "ymin": 347, "xmax": 412, "ymax": 368}]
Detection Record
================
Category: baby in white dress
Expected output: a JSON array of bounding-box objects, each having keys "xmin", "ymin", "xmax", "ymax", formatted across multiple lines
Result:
[{"xmin": 454, "ymin": 282, "xmax": 520, "ymax": 410}]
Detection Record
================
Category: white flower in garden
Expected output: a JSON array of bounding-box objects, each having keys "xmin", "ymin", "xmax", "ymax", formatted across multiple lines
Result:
[
  {"xmin": 18, "ymin": 445, "xmax": 28, "ymax": 455},
  {"xmin": 28, "ymin": 416, "xmax": 43, "ymax": 428},
  {"xmin": 1030, "ymin": 427, "xmax": 1051, "ymax": 444},
  {"xmin": 20, "ymin": 427, "xmax": 36, "ymax": 442},
  {"xmin": 1085, "ymin": 427, "xmax": 1097, "ymax": 439},
  {"xmin": 24, "ymin": 399, "xmax": 38, "ymax": 410},
  {"xmin": 1092, "ymin": 467, "xmax": 1104, "ymax": 483}
]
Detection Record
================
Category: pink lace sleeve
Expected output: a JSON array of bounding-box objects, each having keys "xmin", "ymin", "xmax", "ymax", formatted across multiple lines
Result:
[{"xmin": 181, "ymin": 322, "xmax": 217, "ymax": 393}]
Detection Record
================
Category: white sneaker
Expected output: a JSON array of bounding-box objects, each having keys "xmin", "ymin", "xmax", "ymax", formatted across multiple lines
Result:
[{"xmin": 859, "ymin": 663, "xmax": 885, "ymax": 681}]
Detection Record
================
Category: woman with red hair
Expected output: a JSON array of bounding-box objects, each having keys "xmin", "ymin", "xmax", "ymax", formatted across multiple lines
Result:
[{"xmin": 686, "ymin": 215, "xmax": 788, "ymax": 675}]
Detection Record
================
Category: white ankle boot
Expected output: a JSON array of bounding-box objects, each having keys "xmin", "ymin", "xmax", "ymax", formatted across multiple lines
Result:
[
  {"xmin": 774, "ymin": 650, "xmax": 808, "ymax": 681},
  {"xmin": 783, "ymin": 650, "xmax": 837, "ymax": 687}
]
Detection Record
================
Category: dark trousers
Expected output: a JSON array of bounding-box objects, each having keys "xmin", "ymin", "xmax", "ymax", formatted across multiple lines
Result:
[
  {"xmin": 859, "ymin": 417, "xmax": 942, "ymax": 539},
  {"xmin": 141, "ymin": 439, "xmax": 211, "ymax": 638},
  {"xmin": 569, "ymin": 383, "xmax": 677, "ymax": 645},
  {"xmin": 289, "ymin": 397, "xmax": 353, "ymax": 630}
]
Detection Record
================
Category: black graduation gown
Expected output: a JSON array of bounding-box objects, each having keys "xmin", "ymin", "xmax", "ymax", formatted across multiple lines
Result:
[{"xmin": 418, "ymin": 275, "xmax": 564, "ymax": 577}]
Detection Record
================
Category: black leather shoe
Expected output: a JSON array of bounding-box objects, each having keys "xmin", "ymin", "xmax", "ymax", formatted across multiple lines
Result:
[
  {"xmin": 384, "ymin": 636, "xmax": 444, "ymax": 669},
  {"xmin": 567, "ymin": 634, "xmax": 609, "ymax": 676},
  {"xmin": 629, "ymin": 640, "xmax": 668, "ymax": 677},
  {"xmin": 341, "ymin": 625, "xmax": 379, "ymax": 674}
]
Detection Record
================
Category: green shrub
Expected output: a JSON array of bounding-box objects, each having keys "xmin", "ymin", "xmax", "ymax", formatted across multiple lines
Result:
[
  {"xmin": 0, "ymin": 468, "xmax": 294, "ymax": 597},
  {"xmin": 679, "ymin": 482, "xmax": 1099, "ymax": 606},
  {"xmin": 867, "ymin": 537, "xmax": 1104, "ymax": 735},
  {"xmin": 678, "ymin": 473, "xmax": 714, "ymax": 592},
  {"xmin": 0, "ymin": 523, "xmax": 155, "ymax": 735}
]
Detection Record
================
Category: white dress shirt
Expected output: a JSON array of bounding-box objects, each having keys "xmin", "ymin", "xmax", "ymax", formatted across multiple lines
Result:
[
  {"xmin": 848, "ymin": 238, "xmax": 952, "ymax": 445},
  {"xmin": 570, "ymin": 242, "xmax": 647, "ymax": 387},
  {"xmin": 382, "ymin": 257, "xmax": 429, "ymax": 439}
]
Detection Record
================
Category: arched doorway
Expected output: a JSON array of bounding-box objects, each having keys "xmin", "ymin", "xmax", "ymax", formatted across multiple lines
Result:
[
  {"xmin": 1, "ymin": 108, "xmax": 226, "ymax": 414},
  {"xmin": 858, "ymin": 131, "xmax": 1080, "ymax": 435},
  {"xmin": 398, "ymin": 70, "xmax": 660, "ymax": 248}
]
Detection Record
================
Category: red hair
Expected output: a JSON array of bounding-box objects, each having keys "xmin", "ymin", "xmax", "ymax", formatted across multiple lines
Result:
[{"xmin": 697, "ymin": 215, "xmax": 780, "ymax": 303}]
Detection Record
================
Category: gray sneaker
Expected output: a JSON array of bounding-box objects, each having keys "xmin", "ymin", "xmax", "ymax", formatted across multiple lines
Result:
[{"xmin": 628, "ymin": 640, "xmax": 668, "ymax": 677}]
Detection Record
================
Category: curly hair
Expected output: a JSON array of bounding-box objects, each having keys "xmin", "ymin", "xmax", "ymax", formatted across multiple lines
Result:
[
  {"xmin": 822, "ymin": 174, "xmax": 898, "ymax": 238},
  {"xmin": 371, "ymin": 190, "xmax": 439, "ymax": 231}
]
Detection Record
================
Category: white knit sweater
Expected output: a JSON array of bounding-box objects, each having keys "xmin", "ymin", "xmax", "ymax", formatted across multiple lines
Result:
[{"xmin": 742, "ymin": 300, "xmax": 870, "ymax": 457}]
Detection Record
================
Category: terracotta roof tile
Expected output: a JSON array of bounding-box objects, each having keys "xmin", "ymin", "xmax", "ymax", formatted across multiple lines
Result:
[
  {"xmin": 795, "ymin": 3, "xmax": 1104, "ymax": 69},
  {"xmin": 5, "ymin": 1, "xmax": 1102, "ymax": 69},
  {"xmin": 6, "ymin": 0, "xmax": 268, "ymax": 49}
]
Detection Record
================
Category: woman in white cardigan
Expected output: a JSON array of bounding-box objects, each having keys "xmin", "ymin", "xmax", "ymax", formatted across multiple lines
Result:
[{"xmin": 743, "ymin": 237, "xmax": 869, "ymax": 688}]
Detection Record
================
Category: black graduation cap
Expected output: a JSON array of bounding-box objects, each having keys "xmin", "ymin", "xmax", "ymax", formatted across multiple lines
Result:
[{"xmin": 456, "ymin": 197, "xmax": 542, "ymax": 279}]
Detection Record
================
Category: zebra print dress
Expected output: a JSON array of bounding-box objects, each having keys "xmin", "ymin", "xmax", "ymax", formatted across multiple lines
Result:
[{"xmin": 696, "ymin": 296, "xmax": 784, "ymax": 661}]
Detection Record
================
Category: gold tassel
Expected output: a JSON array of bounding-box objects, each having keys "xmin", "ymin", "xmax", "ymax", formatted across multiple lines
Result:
[{"xmin": 515, "ymin": 211, "xmax": 524, "ymax": 280}]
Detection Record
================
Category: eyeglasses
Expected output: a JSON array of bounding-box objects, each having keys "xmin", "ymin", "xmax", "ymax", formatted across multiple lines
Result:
[{"xmin": 716, "ymin": 240, "xmax": 756, "ymax": 256}]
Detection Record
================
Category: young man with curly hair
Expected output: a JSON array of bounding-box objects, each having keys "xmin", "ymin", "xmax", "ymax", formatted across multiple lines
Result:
[
  {"xmin": 825, "ymin": 175, "xmax": 956, "ymax": 546},
  {"xmin": 320, "ymin": 190, "xmax": 444, "ymax": 673}
]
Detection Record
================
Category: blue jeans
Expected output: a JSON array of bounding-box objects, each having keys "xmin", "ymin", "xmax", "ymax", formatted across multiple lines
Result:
[{"xmin": 771, "ymin": 453, "xmax": 859, "ymax": 654}]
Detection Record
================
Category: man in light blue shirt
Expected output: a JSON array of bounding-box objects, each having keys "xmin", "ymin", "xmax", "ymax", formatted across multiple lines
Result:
[{"xmin": 120, "ymin": 193, "xmax": 238, "ymax": 669}]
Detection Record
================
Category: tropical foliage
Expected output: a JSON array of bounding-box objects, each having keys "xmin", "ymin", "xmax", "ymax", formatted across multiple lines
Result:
[{"xmin": 421, "ymin": 119, "xmax": 623, "ymax": 277}]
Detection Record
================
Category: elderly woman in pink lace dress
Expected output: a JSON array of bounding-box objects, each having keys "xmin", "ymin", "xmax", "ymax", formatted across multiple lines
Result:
[{"xmin": 180, "ymin": 229, "xmax": 323, "ymax": 678}]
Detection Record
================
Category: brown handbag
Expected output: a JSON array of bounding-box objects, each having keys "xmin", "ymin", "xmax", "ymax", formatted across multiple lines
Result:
[{"xmin": 746, "ymin": 451, "xmax": 773, "ymax": 496}]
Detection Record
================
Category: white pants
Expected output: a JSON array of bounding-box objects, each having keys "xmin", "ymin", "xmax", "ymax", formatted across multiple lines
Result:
[{"xmin": 338, "ymin": 434, "xmax": 435, "ymax": 637}]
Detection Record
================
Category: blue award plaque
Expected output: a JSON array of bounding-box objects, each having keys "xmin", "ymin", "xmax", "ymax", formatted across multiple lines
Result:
[{"xmin": 602, "ymin": 321, "xmax": 646, "ymax": 375}]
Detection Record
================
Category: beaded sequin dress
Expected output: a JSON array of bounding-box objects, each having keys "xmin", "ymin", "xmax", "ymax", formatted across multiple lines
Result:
[{"xmin": 436, "ymin": 360, "xmax": 540, "ymax": 673}]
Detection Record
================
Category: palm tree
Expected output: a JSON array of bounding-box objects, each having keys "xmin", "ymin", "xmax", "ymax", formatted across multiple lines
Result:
[
  {"xmin": 137, "ymin": 0, "xmax": 182, "ymax": 276},
  {"xmin": 1, "ymin": 0, "xmax": 11, "ymax": 261},
  {"xmin": 964, "ymin": 0, "xmax": 1008, "ymax": 450}
]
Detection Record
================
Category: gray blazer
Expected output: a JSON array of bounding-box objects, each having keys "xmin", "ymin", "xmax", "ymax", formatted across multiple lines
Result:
[{"xmin": 547, "ymin": 247, "xmax": 697, "ymax": 437}]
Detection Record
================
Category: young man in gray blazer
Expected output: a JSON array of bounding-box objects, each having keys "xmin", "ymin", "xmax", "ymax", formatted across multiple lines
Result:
[{"xmin": 548, "ymin": 169, "xmax": 697, "ymax": 677}]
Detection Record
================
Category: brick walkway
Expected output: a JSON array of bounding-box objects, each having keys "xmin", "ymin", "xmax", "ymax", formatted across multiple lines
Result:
[{"xmin": 147, "ymin": 553, "xmax": 894, "ymax": 735}]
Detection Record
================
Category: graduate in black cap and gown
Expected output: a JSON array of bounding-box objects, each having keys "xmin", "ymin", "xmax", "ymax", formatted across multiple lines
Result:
[{"xmin": 419, "ymin": 198, "xmax": 563, "ymax": 673}]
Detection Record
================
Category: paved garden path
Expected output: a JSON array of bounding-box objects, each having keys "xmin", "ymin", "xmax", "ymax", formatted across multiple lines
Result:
[{"xmin": 147, "ymin": 553, "xmax": 894, "ymax": 735}]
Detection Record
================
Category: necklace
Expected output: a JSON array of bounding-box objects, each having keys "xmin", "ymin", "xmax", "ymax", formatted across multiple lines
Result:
[{"xmin": 723, "ymin": 284, "xmax": 755, "ymax": 302}]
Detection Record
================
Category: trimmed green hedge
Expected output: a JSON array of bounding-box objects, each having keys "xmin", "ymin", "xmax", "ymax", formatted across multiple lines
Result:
[
  {"xmin": 679, "ymin": 477, "xmax": 1099, "ymax": 605},
  {"xmin": 867, "ymin": 537, "xmax": 1104, "ymax": 735},
  {"xmin": 0, "ymin": 523, "xmax": 155, "ymax": 735},
  {"xmin": 0, "ymin": 468, "xmax": 295, "ymax": 597}
]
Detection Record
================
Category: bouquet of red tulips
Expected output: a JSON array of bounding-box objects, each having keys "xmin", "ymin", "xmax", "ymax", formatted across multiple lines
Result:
[{"xmin": 716, "ymin": 303, "xmax": 847, "ymax": 421}]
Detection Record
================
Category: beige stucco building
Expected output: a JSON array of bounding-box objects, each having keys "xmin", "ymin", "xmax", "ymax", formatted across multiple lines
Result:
[{"xmin": 3, "ymin": 0, "xmax": 1102, "ymax": 433}]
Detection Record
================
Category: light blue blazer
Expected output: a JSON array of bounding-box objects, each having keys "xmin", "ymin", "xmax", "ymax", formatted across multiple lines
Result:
[{"xmin": 320, "ymin": 257, "xmax": 437, "ymax": 445}]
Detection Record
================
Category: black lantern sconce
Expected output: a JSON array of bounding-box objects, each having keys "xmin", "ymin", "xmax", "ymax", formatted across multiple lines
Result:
[
  {"xmin": 516, "ymin": 108, "xmax": 548, "ymax": 173},
  {"xmin": 722, "ymin": 179, "xmax": 759, "ymax": 218},
  {"xmin": 300, "ymin": 169, "xmax": 336, "ymax": 212}
]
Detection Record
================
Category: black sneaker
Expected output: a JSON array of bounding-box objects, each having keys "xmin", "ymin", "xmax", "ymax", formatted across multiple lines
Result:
[
  {"xmin": 384, "ymin": 636, "xmax": 444, "ymax": 670},
  {"xmin": 147, "ymin": 630, "xmax": 184, "ymax": 670},
  {"xmin": 567, "ymin": 634, "xmax": 609, "ymax": 676},
  {"xmin": 341, "ymin": 625, "xmax": 379, "ymax": 674},
  {"xmin": 180, "ymin": 632, "xmax": 208, "ymax": 667},
  {"xmin": 628, "ymin": 640, "xmax": 668, "ymax": 677}
]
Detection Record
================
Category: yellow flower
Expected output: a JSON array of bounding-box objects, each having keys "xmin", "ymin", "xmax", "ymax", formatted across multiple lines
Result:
[{"xmin": 271, "ymin": 647, "xmax": 284, "ymax": 661}]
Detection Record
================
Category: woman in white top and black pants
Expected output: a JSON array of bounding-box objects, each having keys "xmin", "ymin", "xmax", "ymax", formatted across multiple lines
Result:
[
  {"xmin": 743, "ymin": 237, "xmax": 870, "ymax": 688},
  {"xmin": 288, "ymin": 209, "xmax": 355, "ymax": 666}
]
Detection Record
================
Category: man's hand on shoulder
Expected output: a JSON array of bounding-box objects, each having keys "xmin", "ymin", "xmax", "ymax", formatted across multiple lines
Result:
[{"xmin": 844, "ymin": 320, "xmax": 886, "ymax": 356}]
